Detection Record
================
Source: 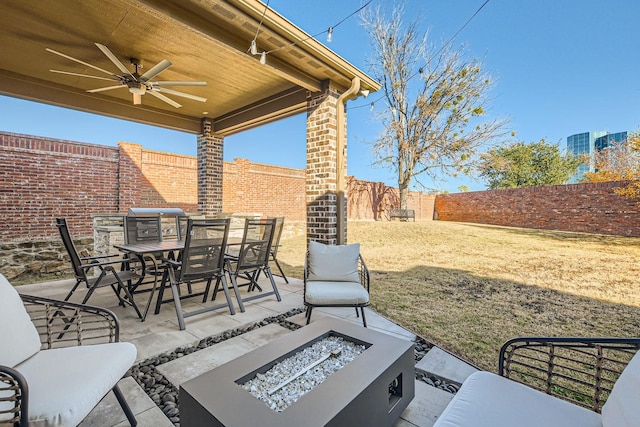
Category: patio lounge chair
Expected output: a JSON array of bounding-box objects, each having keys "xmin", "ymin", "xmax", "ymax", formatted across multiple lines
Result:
[
  {"xmin": 434, "ymin": 337, "xmax": 640, "ymax": 427},
  {"xmin": 224, "ymin": 218, "xmax": 281, "ymax": 312},
  {"xmin": 0, "ymin": 273, "xmax": 137, "ymax": 426},
  {"xmin": 268, "ymin": 217, "xmax": 288, "ymax": 283},
  {"xmin": 157, "ymin": 218, "xmax": 239, "ymax": 330},
  {"xmin": 303, "ymin": 241, "xmax": 370, "ymax": 327},
  {"xmin": 56, "ymin": 218, "xmax": 145, "ymax": 319}
]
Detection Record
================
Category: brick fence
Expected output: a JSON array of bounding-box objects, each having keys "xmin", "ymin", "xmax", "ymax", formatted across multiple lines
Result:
[
  {"xmin": 0, "ymin": 131, "xmax": 433, "ymax": 243},
  {"xmin": 4, "ymin": 130, "xmax": 638, "ymax": 283},
  {"xmin": 435, "ymin": 181, "xmax": 640, "ymax": 237},
  {"xmin": 0, "ymin": 131, "xmax": 434, "ymax": 282}
]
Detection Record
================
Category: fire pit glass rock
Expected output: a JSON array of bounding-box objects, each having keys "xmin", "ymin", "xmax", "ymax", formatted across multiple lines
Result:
[{"xmin": 240, "ymin": 336, "xmax": 366, "ymax": 412}]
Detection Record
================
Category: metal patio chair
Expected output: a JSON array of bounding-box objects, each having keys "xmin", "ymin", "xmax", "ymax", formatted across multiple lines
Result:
[
  {"xmin": 268, "ymin": 216, "xmax": 289, "ymax": 283},
  {"xmin": 56, "ymin": 218, "xmax": 146, "ymax": 319},
  {"xmin": 433, "ymin": 337, "xmax": 640, "ymax": 427},
  {"xmin": 156, "ymin": 218, "xmax": 239, "ymax": 330},
  {"xmin": 224, "ymin": 218, "xmax": 281, "ymax": 312},
  {"xmin": 303, "ymin": 241, "xmax": 370, "ymax": 327},
  {"xmin": 0, "ymin": 273, "xmax": 137, "ymax": 426}
]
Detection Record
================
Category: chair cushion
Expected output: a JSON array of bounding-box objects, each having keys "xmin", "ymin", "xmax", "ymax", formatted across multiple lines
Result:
[
  {"xmin": 305, "ymin": 281, "xmax": 369, "ymax": 306},
  {"xmin": 433, "ymin": 371, "xmax": 602, "ymax": 427},
  {"xmin": 0, "ymin": 274, "xmax": 42, "ymax": 367},
  {"xmin": 601, "ymin": 350, "xmax": 640, "ymax": 427},
  {"xmin": 307, "ymin": 241, "xmax": 360, "ymax": 282},
  {"xmin": 13, "ymin": 342, "xmax": 136, "ymax": 427}
]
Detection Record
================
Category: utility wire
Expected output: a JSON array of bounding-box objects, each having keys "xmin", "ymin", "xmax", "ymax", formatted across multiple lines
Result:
[
  {"xmin": 350, "ymin": 0, "xmax": 491, "ymax": 110},
  {"xmin": 264, "ymin": 0, "xmax": 373, "ymax": 55}
]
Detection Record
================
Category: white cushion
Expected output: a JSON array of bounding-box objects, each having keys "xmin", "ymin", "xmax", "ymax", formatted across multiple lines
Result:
[
  {"xmin": 601, "ymin": 350, "xmax": 640, "ymax": 427},
  {"xmin": 0, "ymin": 274, "xmax": 42, "ymax": 367},
  {"xmin": 434, "ymin": 371, "xmax": 602, "ymax": 427},
  {"xmin": 307, "ymin": 241, "xmax": 360, "ymax": 282},
  {"xmin": 305, "ymin": 281, "xmax": 369, "ymax": 305},
  {"xmin": 13, "ymin": 342, "xmax": 136, "ymax": 427}
]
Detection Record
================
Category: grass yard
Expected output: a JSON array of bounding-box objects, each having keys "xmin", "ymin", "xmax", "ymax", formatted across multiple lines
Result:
[{"xmin": 276, "ymin": 221, "xmax": 640, "ymax": 371}]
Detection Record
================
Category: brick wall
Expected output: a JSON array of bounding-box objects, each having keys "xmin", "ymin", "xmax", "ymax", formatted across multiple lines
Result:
[
  {"xmin": 223, "ymin": 158, "xmax": 306, "ymax": 220},
  {"xmin": 434, "ymin": 181, "xmax": 640, "ymax": 236},
  {"xmin": 347, "ymin": 177, "xmax": 435, "ymax": 220},
  {"xmin": 1, "ymin": 131, "xmax": 433, "ymax": 245},
  {"xmin": 0, "ymin": 132, "xmax": 120, "ymax": 241}
]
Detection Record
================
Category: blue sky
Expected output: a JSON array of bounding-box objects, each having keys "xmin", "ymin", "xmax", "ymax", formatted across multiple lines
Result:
[{"xmin": 1, "ymin": 0, "xmax": 638, "ymax": 192}]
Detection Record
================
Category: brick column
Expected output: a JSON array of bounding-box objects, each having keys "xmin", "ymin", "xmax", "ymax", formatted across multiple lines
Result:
[
  {"xmin": 197, "ymin": 118, "xmax": 223, "ymax": 216},
  {"xmin": 118, "ymin": 142, "xmax": 143, "ymax": 212},
  {"xmin": 306, "ymin": 82, "xmax": 343, "ymax": 244}
]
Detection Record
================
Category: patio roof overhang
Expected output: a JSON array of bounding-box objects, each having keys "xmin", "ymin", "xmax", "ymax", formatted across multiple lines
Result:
[{"xmin": 0, "ymin": 0, "xmax": 380, "ymax": 136}]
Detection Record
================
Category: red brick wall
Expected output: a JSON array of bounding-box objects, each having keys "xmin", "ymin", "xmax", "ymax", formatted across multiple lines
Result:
[
  {"xmin": 222, "ymin": 158, "xmax": 306, "ymax": 220},
  {"xmin": 0, "ymin": 131, "xmax": 435, "ymax": 244},
  {"xmin": 434, "ymin": 182, "xmax": 640, "ymax": 236},
  {"xmin": 0, "ymin": 132, "xmax": 119, "ymax": 241},
  {"xmin": 0, "ymin": 132, "xmax": 313, "ymax": 242},
  {"xmin": 347, "ymin": 177, "xmax": 435, "ymax": 220}
]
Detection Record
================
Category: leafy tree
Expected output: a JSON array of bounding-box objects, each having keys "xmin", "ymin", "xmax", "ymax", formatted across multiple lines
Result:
[
  {"xmin": 478, "ymin": 139, "xmax": 580, "ymax": 189},
  {"xmin": 361, "ymin": 4, "xmax": 508, "ymax": 209},
  {"xmin": 582, "ymin": 135, "xmax": 640, "ymax": 182},
  {"xmin": 583, "ymin": 133, "xmax": 640, "ymax": 203}
]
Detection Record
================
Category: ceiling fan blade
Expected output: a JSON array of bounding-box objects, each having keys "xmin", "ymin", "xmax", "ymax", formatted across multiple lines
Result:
[
  {"xmin": 94, "ymin": 43, "xmax": 135, "ymax": 80},
  {"xmin": 86, "ymin": 85, "xmax": 126, "ymax": 93},
  {"xmin": 46, "ymin": 47, "xmax": 119, "ymax": 77},
  {"xmin": 50, "ymin": 69, "xmax": 120, "ymax": 82},
  {"xmin": 133, "ymin": 93, "xmax": 142, "ymax": 105},
  {"xmin": 155, "ymin": 87, "xmax": 207, "ymax": 102},
  {"xmin": 148, "ymin": 90, "xmax": 182, "ymax": 108},
  {"xmin": 153, "ymin": 81, "xmax": 207, "ymax": 87},
  {"xmin": 139, "ymin": 59, "xmax": 172, "ymax": 82}
]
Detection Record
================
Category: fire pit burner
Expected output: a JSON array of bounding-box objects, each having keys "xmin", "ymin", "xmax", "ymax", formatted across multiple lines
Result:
[{"xmin": 240, "ymin": 336, "xmax": 366, "ymax": 411}]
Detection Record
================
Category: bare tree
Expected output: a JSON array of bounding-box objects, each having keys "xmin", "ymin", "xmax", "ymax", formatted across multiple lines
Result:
[{"xmin": 361, "ymin": 4, "xmax": 508, "ymax": 208}]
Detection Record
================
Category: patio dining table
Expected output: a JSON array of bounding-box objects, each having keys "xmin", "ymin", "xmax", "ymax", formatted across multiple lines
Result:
[
  {"xmin": 114, "ymin": 237, "xmax": 245, "ymax": 329},
  {"xmin": 113, "ymin": 240, "xmax": 185, "ymax": 321}
]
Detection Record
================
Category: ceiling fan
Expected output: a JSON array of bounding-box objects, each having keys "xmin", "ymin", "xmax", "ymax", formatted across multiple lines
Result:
[{"xmin": 46, "ymin": 43, "xmax": 207, "ymax": 108}]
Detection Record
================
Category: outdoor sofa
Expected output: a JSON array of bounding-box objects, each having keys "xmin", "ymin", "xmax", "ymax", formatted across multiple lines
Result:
[{"xmin": 434, "ymin": 337, "xmax": 640, "ymax": 427}]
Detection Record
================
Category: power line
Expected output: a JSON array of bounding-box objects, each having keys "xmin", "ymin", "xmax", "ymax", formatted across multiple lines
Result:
[{"xmin": 253, "ymin": 1, "xmax": 374, "ymax": 59}]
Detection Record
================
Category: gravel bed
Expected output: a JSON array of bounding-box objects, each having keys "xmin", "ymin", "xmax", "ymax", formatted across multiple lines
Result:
[{"xmin": 241, "ymin": 336, "xmax": 366, "ymax": 412}]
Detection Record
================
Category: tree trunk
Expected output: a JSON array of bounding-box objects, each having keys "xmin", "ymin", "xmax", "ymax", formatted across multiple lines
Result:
[{"xmin": 399, "ymin": 182, "xmax": 409, "ymax": 210}]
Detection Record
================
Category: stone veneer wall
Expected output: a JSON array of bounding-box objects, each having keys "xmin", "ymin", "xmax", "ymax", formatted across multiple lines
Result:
[{"xmin": 434, "ymin": 181, "xmax": 640, "ymax": 236}]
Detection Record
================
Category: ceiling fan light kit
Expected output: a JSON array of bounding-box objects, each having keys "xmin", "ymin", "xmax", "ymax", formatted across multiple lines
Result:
[{"xmin": 47, "ymin": 43, "xmax": 207, "ymax": 108}]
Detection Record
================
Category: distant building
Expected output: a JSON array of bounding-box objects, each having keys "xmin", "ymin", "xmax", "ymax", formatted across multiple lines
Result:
[{"xmin": 566, "ymin": 130, "xmax": 628, "ymax": 183}]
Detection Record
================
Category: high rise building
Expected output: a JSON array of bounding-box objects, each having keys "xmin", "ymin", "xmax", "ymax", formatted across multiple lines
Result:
[{"xmin": 566, "ymin": 130, "xmax": 628, "ymax": 183}]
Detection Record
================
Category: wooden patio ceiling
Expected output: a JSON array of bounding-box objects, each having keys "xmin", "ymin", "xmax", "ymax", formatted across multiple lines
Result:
[{"xmin": 0, "ymin": 0, "xmax": 379, "ymax": 136}]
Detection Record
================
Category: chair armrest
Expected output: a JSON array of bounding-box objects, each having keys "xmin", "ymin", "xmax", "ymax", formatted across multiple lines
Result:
[
  {"xmin": 358, "ymin": 254, "xmax": 370, "ymax": 292},
  {"xmin": 19, "ymin": 294, "xmax": 120, "ymax": 347},
  {"xmin": 498, "ymin": 337, "xmax": 640, "ymax": 412},
  {"xmin": 79, "ymin": 257, "xmax": 129, "ymax": 270},
  {"xmin": 0, "ymin": 365, "xmax": 28, "ymax": 426},
  {"xmin": 80, "ymin": 253, "xmax": 120, "ymax": 261}
]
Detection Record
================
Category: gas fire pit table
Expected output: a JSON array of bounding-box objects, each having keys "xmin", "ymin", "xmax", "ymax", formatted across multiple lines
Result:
[{"xmin": 180, "ymin": 318, "xmax": 415, "ymax": 427}]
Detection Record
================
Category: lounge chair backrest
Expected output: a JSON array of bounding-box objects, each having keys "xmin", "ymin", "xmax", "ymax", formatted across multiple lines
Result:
[
  {"xmin": 601, "ymin": 350, "xmax": 640, "ymax": 427},
  {"xmin": 124, "ymin": 215, "xmax": 163, "ymax": 244},
  {"xmin": 179, "ymin": 218, "xmax": 230, "ymax": 281},
  {"xmin": 56, "ymin": 218, "xmax": 87, "ymax": 281},
  {"xmin": 0, "ymin": 274, "xmax": 41, "ymax": 367},
  {"xmin": 306, "ymin": 241, "xmax": 360, "ymax": 282},
  {"xmin": 235, "ymin": 218, "xmax": 276, "ymax": 270}
]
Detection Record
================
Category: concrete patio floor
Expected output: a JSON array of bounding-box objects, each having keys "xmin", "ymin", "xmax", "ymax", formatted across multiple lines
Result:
[{"xmin": 18, "ymin": 274, "xmax": 478, "ymax": 426}]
